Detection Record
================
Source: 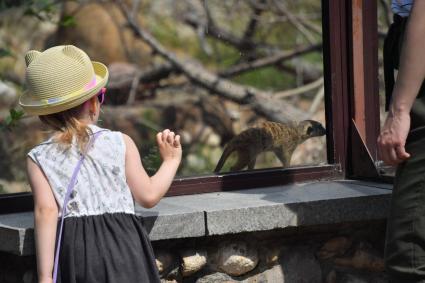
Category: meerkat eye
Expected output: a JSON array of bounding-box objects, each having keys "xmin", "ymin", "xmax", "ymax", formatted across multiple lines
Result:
[{"xmin": 307, "ymin": 126, "xmax": 314, "ymax": 135}]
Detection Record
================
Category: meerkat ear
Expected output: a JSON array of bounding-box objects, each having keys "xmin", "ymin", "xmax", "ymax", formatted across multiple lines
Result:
[{"xmin": 25, "ymin": 50, "xmax": 41, "ymax": 67}]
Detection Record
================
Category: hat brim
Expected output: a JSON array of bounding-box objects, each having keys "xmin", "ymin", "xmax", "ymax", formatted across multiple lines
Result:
[{"xmin": 19, "ymin": 61, "xmax": 109, "ymax": 116}]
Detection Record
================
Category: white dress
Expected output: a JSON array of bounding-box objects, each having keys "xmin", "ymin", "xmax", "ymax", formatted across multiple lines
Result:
[{"xmin": 27, "ymin": 124, "xmax": 160, "ymax": 283}]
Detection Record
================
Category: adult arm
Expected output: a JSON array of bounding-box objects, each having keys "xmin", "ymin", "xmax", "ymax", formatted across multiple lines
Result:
[{"xmin": 378, "ymin": 0, "xmax": 425, "ymax": 165}]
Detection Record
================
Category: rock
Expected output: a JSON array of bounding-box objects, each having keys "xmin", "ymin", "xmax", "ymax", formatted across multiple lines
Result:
[
  {"xmin": 160, "ymin": 280, "xmax": 178, "ymax": 283},
  {"xmin": 54, "ymin": 2, "xmax": 151, "ymax": 66},
  {"xmin": 105, "ymin": 62, "xmax": 138, "ymax": 105},
  {"xmin": 333, "ymin": 246, "xmax": 385, "ymax": 272},
  {"xmin": 196, "ymin": 272, "xmax": 236, "ymax": 283},
  {"xmin": 244, "ymin": 264, "xmax": 284, "ymax": 283},
  {"xmin": 0, "ymin": 179, "xmax": 30, "ymax": 194},
  {"xmin": 317, "ymin": 237, "xmax": 353, "ymax": 260},
  {"xmin": 217, "ymin": 241, "xmax": 259, "ymax": 276},
  {"xmin": 279, "ymin": 246, "xmax": 322, "ymax": 283},
  {"xmin": 155, "ymin": 250, "xmax": 174, "ymax": 275},
  {"xmin": 0, "ymin": 81, "xmax": 17, "ymax": 108},
  {"xmin": 330, "ymin": 270, "xmax": 388, "ymax": 283},
  {"xmin": 181, "ymin": 249, "xmax": 207, "ymax": 277},
  {"xmin": 187, "ymin": 153, "xmax": 207, "ymax": 169},
  {"xmin": 260, "ymin": 245, "xmax": 281, "ymax": 267}
]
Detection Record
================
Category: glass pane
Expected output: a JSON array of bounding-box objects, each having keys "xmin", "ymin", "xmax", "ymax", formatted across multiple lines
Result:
[
  {"xmin": 377, "ymin": 0, "xmax": 396, "ymax": 176},
  {"xmin": 0, "ymin": 0, "xmax": 328, "ymax": 195}
]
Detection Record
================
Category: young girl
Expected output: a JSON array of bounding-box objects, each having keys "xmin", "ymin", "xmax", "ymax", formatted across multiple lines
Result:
[{"xmin": 20, "ymin": 45, "xmax": 181, "ymax": 283}]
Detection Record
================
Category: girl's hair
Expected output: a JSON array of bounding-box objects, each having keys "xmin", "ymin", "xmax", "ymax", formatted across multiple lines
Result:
[{"xmin": 39, "ymin": 99, "xmax": 97, "ymax": 151}]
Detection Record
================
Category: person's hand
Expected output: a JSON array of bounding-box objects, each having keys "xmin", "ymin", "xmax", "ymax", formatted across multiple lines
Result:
[
  {"xmin": 377, "ymin": 111, "xmax": 411, "ymax": 165},
  {"xmin": 156, "ymin": 129, "xmax": 182, "ymax": 163}
]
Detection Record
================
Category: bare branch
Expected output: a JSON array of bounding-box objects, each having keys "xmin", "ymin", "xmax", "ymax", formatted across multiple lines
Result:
[
  {"xmin": 242, "ymin": 0, "xmax": 266, "ymax": 42},
  {"xmin": 308, "ymin": 85, "xmax": 325, "ymax": 115},
  {"xmin": 379, "ymin": 0, "xmax": 392, "ymax": 28},
  {"xmin": 272, "ymin": 0, "xmax": 318, "ymax": 44},
  {"xmin": 274, "ymin": 77, "xmax": 324, "ymax": 99},
  {"xmin": 116, "ymin": 0, "xmax": 308, "ymax": 122},
  {"xmin": 219, "ymin": 43, "xmax": 322, "ymax": 77}
]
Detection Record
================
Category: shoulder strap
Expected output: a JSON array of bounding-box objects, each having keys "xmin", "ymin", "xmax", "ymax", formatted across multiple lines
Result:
[{"xmin": 52, "ymin": 131, "xmax": 104, "ymax": 282}]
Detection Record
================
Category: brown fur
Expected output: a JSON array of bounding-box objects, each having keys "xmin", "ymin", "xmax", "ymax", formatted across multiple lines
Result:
[{"xmin": 214, "ymin": 120, "xmax": 326, "ymax": 172}]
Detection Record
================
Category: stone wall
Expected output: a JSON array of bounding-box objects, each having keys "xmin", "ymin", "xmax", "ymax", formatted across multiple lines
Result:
[{"xmin": 0, "ymin": 220, "xmax": 388, "ymax": 283}]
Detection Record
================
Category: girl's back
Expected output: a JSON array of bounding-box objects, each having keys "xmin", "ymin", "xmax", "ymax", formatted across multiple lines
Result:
[
  {"xmin": 28, "ymin": 125, "xmax": 134, "ymax": 218},
  {"xmin": 28, "ymin": 124, "xmax": 161, "ymax": 283}
]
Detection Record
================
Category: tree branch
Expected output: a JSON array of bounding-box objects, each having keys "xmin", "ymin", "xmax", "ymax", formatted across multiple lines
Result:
[
  {"xmin": 274, "ymin": 77, "xmax": 324, "ymax": 99},
  {"xmin": 116, "ymin": 0, "xmax": 308, "ymax": 122},
  {"xmin": 219, "ymin": 43, "xmax": 322, "ymax": 77}
]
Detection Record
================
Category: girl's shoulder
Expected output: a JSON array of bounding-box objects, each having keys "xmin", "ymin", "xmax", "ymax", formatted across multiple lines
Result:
[{"xmin": 89, "ymin": 124, "xmax": 125, "ymax": 146}]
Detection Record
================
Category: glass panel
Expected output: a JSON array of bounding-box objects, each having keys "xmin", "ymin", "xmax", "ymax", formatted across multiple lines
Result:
[
  {"xmin": 377, "ymin": 0, "xmax": 396, "ymax": 176},
  {"xmin": 0, "ymin": 0, "xmax": 328, "ymax": 195}
]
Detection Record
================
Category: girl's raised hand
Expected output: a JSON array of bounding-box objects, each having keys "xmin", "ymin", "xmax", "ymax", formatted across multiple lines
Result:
[{"xmin": 156, "ymin": 129, "xmax": 182, "ymax": 162}]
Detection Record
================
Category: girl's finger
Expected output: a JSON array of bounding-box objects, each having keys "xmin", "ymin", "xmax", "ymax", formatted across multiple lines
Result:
[
  {"xmin": 162, "ymin": 129, "xmax": 170, "ymax": 142},
  {"xmin": 167, "ymin": 132, "xmax": 175, "ymax": 143},
  {"xmin": 174, "ymin": 135, "xmax": 181, "ymax": 147},
  {"xmin": 156, "ymin": 132, "xmax": 163, "ymax": 145}
]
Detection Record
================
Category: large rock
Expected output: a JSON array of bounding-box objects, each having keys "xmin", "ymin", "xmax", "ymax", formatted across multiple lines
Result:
[
  {"xmin": 279, "ymin": 246, "xmax": 322, "ymax": 283},
  {"xmin": 216, "ymin": 241, "xmax": 259, "ymax": 276},
  {"xmin": 53, "ymin": 1, "xmax": 150, "ymax": 66},
  {"xmin": 333, "ymin": 243, "xmax": 385, "ymax": 273},
  {"xmin": 181, "ymin": 249, "xmax": 207, "ymax": 277},
  {"xmin": 0, "ymin": 81, "xmax": 17, "ymax": 108},
  {"xmin": 317, "ymin": 237, "xmax": 353, "ymax": 260},
  {"xmin": 196, "ymin": 272, "xmax": 235, "ymax": 283},
  {"xmin": 155, "ymin": 250, "xmax": 174, "ymax": 275}
]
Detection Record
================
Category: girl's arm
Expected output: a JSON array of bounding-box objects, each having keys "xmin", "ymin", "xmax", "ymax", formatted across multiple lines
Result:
[
  {"xmin": 124, "ymin": 129, "xmax": 182, "ymax": 208},
  {"xmin": 26, "ymin": 157, "xmax": 58, "ymax": 283}
]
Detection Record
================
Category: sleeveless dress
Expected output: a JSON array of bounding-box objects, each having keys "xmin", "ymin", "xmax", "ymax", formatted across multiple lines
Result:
[{"xmin": 27, "ymin": 124, "xmax": 161, "ymax": 283}]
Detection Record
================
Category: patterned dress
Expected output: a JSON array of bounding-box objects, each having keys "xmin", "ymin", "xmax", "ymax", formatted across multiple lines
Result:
[{"xmin": 28, "ymin": 124, "xmax": 160, "ymax": 283}]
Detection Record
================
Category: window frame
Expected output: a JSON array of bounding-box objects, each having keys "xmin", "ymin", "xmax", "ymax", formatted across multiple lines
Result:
[{"xmin": 0, "ymin": 0, "xmax": 384, "ymax": 214}]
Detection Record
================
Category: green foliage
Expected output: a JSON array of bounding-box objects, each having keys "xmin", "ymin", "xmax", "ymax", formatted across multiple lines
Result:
[
  {"xmin": 0, "ymin": 184, "xmax": 5, "ymax": 194},
  {"xmin": 0, "ymin": 47, "xmax": 14, "ymax": 58},
  {"xmin": 59, "ymin": 14, "xmax": 76, "ymax": 27},
  {"xmin": 234, "ymin": 66, "xmax": 294, "ymax": 91},
  {"xmin": 0, "ymin": 0, "xmax": 75, "ymax": 25},
  {"xmin": 0, "ymin": 108, "xmax": 25, "ymax": 131},
  {"xmin": 141, "ymin": 145, "xmax": 162, "ymax": 176}
]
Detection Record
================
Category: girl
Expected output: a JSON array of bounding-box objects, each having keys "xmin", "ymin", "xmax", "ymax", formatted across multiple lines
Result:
[{"xmin": 20, "ymin": 45, "xmax": 181, "ymax": 283}]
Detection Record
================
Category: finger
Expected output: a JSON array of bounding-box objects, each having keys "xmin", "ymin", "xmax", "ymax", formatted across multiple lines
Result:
[
  {"xmin": 162, "ymin": 129, "xmax": 170, "ymax": 142},
  {"xmin": 156, "ymin": 132, "xmax": 163, "ymax": 145},
  {"xmin": 174, "ymin": 135, "xmax": 181, "ymax": 147},
  {"xmin": 167, "ymin": 132, "xmax": 175, "ymax": 143},
  {"xmin": 395, "ymin": 145, "xmax": 410, "ymax": 160},
  {"xmin": 380, "ymin": 144, "xmax": 394, "ymax": 166},
  {"xmin": 388, "ymin": 147, "xmax": 400, "ymax": 165}
]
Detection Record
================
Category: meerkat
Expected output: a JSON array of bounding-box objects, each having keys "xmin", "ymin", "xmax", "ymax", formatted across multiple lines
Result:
[{"xmin": 214, "ymin": 120, "xmax": 326, "ymax": 172}]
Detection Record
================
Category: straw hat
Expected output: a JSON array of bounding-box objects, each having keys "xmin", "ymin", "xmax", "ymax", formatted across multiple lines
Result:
[{"xmin": 19, "ymin": 45, "xmax": 109, "ymax": 115}]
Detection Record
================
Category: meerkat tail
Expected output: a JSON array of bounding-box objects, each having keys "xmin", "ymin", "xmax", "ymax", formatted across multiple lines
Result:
[{"xmin": 214, "ymin": 145, "xmax": 234, "ymax": 173}]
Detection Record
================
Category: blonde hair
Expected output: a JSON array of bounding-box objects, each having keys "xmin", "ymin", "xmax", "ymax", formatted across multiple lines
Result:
[{"xmin": 39, "ymin": 99, "xmax": 97, "ymax": 151}]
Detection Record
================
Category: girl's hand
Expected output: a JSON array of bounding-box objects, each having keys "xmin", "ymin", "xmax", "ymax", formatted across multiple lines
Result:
[{"xmin": 156, "ymin": 129, "xmax": 182, "ymax": 163}]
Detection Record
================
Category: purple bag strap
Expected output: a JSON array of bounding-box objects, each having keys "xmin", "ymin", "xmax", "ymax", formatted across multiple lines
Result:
[{"xmin": 53, "ymin": 131, "xmax": 103, "ymax": 282}]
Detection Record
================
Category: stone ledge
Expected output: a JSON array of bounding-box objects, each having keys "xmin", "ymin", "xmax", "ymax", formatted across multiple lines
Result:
[{"xmin": 0, "ymin": 180, "xmax": 392, "ymax": 256}]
